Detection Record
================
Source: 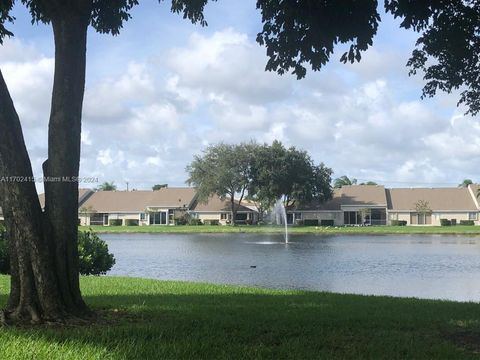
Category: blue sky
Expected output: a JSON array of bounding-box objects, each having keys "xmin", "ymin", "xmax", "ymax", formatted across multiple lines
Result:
[{"xmin": 2, "ymin": 1, "xmax": 479, "ymax": 191}]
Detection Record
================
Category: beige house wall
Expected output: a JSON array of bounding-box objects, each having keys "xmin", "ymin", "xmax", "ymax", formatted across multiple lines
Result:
[
  {"xmin": 196, "ymin": 211, "xmax": 256, "ymax": 225},
  {"xmin": 197, "ymin": 213, "xmax": 228, "ymax": 225},
  {"xmin": 300, "ymin": 211, "xmax": 344, "ymax": 225},
  {"xmin": 388, "ymin": 211, "xmax": 479, "ymax": 226}
]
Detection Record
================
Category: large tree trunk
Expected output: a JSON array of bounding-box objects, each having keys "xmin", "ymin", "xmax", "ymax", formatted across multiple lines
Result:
[
  {"xmin": 0, "ymin": 71, "xmax": 63, "ymax": 322},
  {"xmin": 0, "ymin": 6, "xmax": 91, "ymax": 323},
  {"xmin": 42, "ymin": 9, "xmax": 90, "ymax": 315}
]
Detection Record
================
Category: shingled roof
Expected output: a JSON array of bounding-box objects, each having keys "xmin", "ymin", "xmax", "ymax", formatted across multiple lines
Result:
[
  {"xmin": 81, "ymin": 187, "xmax": 197, "ymax": 213},
  {"xmin": 296, "ymin": 185, "xmax": 387, "ymax": 211},
  {"xmin": 386, "ymin": 187, "xmax": 478, "ymax": 211},
  {"xmin": 192, "ymin": 195, "xmax": 256, "ymax": 212}
]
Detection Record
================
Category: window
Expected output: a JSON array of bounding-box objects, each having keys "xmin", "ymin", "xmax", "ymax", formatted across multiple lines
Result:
[
  {"xmin": 221, "ymin": 213, "xmax": 228, "ymax": 220},
  {"xmin": 294, "ymin": 212, "xmax": 302, "ymax": 220},
  {"xmin": 140, "ymin": 213, "xmax": 146, "ymax": 221},
  {"xmin": 410, "ymin": 212, "xmax": 432, "ymax": 225},
  {"xmin": 149, "ymin": 211, "xmax": 167, "ymax": 225},
  {"xmin": 469, "ymin": 212, "xmax": 478, "ymax": 220},
  {"xmin": 344, "ymin": 211, "xmax": 361, "ymax": 225}
]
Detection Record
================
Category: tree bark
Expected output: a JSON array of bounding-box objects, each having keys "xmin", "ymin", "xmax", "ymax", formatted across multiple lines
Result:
[
  {"xmin": 42, "ymin": 9, "xmax": 90, "ymax": 314},
  {"xmin": 0, "ymin": 5, "xmax": 92, "ymax": 323},
  {"xmin": 0, "ymin": 71, "xmax": 63, "ymax": 322}
]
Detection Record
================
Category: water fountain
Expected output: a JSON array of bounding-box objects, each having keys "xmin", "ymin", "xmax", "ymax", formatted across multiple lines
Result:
[{"xmin": 273, "ymin": 198, "xmax": 288, "ymax": 244}]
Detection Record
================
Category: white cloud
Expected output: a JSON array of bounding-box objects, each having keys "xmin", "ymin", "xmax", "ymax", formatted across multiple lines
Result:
[{"xmin": 2, "ymin": 20, "xmax": 479, "ymax": 192}]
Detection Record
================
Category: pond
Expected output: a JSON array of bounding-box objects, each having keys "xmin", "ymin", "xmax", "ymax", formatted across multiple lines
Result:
[{"xmin": 101, "ymin": 233, "xmax": 480, "ymax": 302}]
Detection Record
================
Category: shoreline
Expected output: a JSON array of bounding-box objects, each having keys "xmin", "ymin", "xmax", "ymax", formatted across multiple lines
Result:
[{"xmin": 80, "ymin": 224, "xmax": 480, "ymax": 236}]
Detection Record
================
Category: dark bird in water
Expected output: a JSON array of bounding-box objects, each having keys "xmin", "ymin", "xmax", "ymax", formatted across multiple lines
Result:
[{"xmin": 250, "ymin": 266, "xmax": 257, "ymax": 268}]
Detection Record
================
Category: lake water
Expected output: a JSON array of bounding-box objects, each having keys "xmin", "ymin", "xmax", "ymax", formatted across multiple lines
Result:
[{"xmin": 101, "ymin": 233, "xmax": 480, "ymax": 302}]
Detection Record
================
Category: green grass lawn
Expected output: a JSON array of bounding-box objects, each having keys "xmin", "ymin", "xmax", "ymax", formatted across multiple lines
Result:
[
  {"xmin": 80, "ymin": 224, "xmax": 480, "ymax": 235},
  {"xmin": 1, "ymin": 275, "xmax": 480, "ymax": 359}
]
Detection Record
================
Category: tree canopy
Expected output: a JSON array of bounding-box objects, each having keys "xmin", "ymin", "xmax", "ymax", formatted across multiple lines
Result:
[
  {"xmin": 459, "ymin": 179, "xmax": 473, "ymax": 188},
  {"xmin": 96, "ymin": 181, "xmax": 117, "ymax": 191},
  {"xmin": 333, "ymin": 175, "xmax": 357, "ymax": 189},
  {"xmin": 186, "ymin": 142, "xmax": 254, "ymax": 225},
  {"xmin": 249, "ymin": 141, "xmax": 333, "ymax": 209},
  {"xmin": 257, "ymin": 0, "xmax": 480, "ymax": 115}
]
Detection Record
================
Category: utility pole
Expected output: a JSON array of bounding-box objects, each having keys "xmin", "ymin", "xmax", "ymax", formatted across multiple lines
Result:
[{"xmin": 126, "ymin": 182, "xmax": 129, "ymax": 191}]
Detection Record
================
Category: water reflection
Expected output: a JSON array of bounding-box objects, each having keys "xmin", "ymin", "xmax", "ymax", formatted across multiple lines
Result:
[{"xmin": 101, "ymin": 233, "xmax": 480, "ymax": 302}]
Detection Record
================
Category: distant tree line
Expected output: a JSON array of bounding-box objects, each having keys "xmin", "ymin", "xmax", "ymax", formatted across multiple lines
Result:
[{"xmin": 186, "ymin": 141, "xmax": 333, "ymax": 224}]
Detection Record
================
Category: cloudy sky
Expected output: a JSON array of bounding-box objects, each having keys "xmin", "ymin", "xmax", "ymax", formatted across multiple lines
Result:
[{"xmin": 2, "ymin": 1, "xmax": 479, "ymax": 192}]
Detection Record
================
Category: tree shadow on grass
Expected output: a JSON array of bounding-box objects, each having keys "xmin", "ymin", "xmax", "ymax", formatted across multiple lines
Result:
[{"xmin": 2, "ymin": 289, "xmax": 480, "ymax": 359}]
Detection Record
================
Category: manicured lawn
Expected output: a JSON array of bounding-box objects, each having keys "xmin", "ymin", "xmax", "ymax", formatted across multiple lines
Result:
[
  {"xmin": 80, "ymin": 224, "xmax": 480, "ymax": 235},
  {"xmin": 0, "ymin": 275, "xmax": 479, "ymax": 359}
]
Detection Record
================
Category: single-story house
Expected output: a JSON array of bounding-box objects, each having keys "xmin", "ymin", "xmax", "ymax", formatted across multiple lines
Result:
[
  {"xmin": 1, "ymin": 188, "xmax": 94, "ymax": 223},
  {"xmin": 190, "ymin": 195, "xmax": 259, "ymax": 225},
  {"xmin": 79, "ymin": 187, "xmax": 197, "ymax": 226},
  {"xmin": 386, "ymin": 186, "xmax": 480, "ymax": 226},
  {"xmin": 288, "ymin": 185, "xmax": 388, "ymax": 226}
]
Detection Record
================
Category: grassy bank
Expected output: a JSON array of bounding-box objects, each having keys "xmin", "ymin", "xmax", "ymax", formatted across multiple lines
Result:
[
  {"xmin": 1, "ymin": 275, "xmax": 479, "ymax": 359},
  {"xmin": 80, "ymin": 224, "xmax": 480, "ymax": 235}
]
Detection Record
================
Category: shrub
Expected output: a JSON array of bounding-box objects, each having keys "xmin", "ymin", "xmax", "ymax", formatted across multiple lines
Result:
[
  {"xmin": 295, "ymin": 219, "xmax": 304, "ymax": 226},
  {"xmin": 188, "ymin": 218, "xmax": 203, "ymax": 225},
  {"xmin": 0, "ymin": 224, "xmax": 9, "ymax": 275},
  {"xmin": 109, "ymin": 219, "xmax": 123, "ymax": 226},
  {"xmin": 175, "ymin": 216, "xmax": 188, "ymax": 225},
  {"xmin": 460, "ymin": 220, "xmax": 475, "ymax": 226},
  {"xmin": 78, "ymin": 230, "xmax": 116, "ymax": 275},
  {"xmin": 304, "ymin": 219, "xmax": 319, "ymax": 226},
  {"xmin": 0, "ymin": 227, "xmax": 115, "ymax": 276},
  {"xmin": 320, "ymin": 220, "xmax": 334, "ymax": 226},
  {"xmin": 203, "ymin": 219, "xmax": 219, "ymax": 225},
  {"xmin": 451, "ymin": 219, "xmax": 457, "ymax": 226},
  {"xmin": 125, "ymin": 219, "xmax": 139, "ymax": 226},
  {"xmin": 391, "ymin": 220, "xmax": 407, "ymax": 226},
  {"xmin": 440, "ymin": 219, "xmax": 451, "ymax": 226}
]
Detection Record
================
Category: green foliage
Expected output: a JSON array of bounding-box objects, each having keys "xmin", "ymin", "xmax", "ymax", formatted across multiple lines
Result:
[
  {"xmin": 203, "ymin": 219, "xmax": 219, "ymax": 226},
  {"xmin": 152, "ymin": 184, "xmax": 168, "ymax": 191},
  {"xmin": 414, "ymin": 200, "xmax": 431, "ymax": 215},
  {"xmin": 187, "ymin": 142, "xmax": 255, "ymax": 224},
  {"xmin": 440, "ymin": 219, "xmax": 452, "ymax": 226},
  {"xmin": 124, "ymin": 219, "xmax": 138, "ymax": 226},
  {"xmin": 390, "ymin": 220, "xmax": 407, "ymax": 226},
  {"xmin": 304, "ymin": 219, "xmax": 319, "ymax": 226},
  {"xmin": 333, "ymin": 175, "xmax": 357, "ymax": 188},
  {"xmin": 109, "ymin": 219, "xmax": 123, "ymax": 226},
  {"xmin": 320, "ymin": 220, "xmax": 334, "ymax": 226},
  {"xmin": 459, "ymin": 179, "xmax": 473, "ymax": 188},
  {"xmin": 256, "ymin": 0, "xmax": 480, "ymax": 115},
  {"xmin": 0, "ymin": 275, "xmax": 478, "ymax": 359},
  {"xmin": 96, "ymin": 181, "xmax": 117, "ymax": 191},
  {"xmin": 459, "ymin": 220, "xmax": 475, "ymax": 226},
  {"xmin": 0, "ymin": 223, "xmax": 8, "ymax": 274},
  {"xmin": 78, "ymin": 230, "xmax": 115, "ymax": 276},
  {"xmin": 175, "ymin": 216, "xmax": 188, "ymax": 225},
  {"xmin": 249, "ymin": 141, "xmax": 333, "ymax": 208},
  {"xmin": 1, "ymin": 228, "xmax": 115, "ymax": 275},
  {"xmin": 385, "ymin": 1, "xmax": 480, "ymax": 115},
  {"xmin": 256, "ymin": 0, "xmax": 380, "ymax": 79},
  {"xmin": 359, "ymin": 181, "xmax": 378, "ymax": 186}
]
